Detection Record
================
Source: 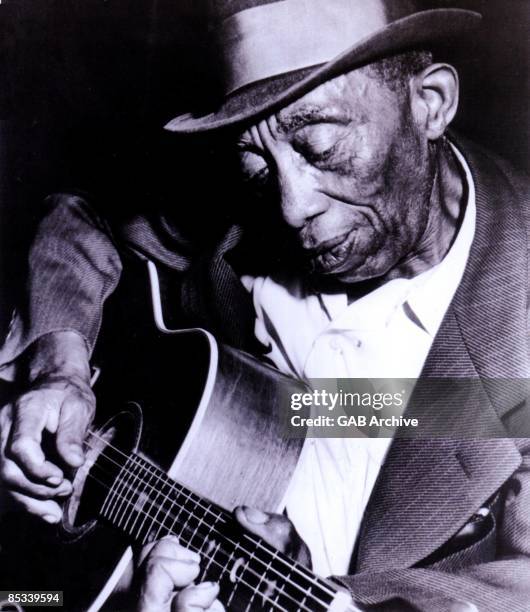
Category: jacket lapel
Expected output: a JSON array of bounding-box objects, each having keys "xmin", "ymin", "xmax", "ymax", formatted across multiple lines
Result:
[
  {"xmin": 354, "ymin": 437, "xmax": 521, "ymax": 572},
  {"xmin": 355, "ymin": 139, "xmax": 528, "ymax": 572}
]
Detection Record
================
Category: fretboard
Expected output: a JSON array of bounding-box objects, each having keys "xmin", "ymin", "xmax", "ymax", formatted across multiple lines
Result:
[{"xmin": 95, "ymin": 448, "xmax": 348, "ymax": 611}]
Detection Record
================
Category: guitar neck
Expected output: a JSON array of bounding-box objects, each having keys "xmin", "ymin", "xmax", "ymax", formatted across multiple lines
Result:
[{"xmin": 96, "ymin": 450, "xmax": 350, "ymax": 611}]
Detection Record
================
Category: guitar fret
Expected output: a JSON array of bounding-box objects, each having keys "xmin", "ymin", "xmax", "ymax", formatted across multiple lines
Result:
[
  {"xmin": 101, "ymin": 458, "xmax": 130, "ymax": 521},
  {"xmin": 298, "ymin": 585, "xmax": 311, "ymax": 612},
  {"xmin": 218, "ymin": 543, "xmax": 235, "ymax": 586},
  {"xmin": 114, "ymin": 458, "xmax": 143, "ymax": 529},
  {"xmin": 95, "ymin": 450, "xmax": 340, "ymax": 612},
  {"xmin": 271, "ymin": 566, "xmax": 293, "ymax": 612},
  {"xmin": 153, "ymin": 479, "xmax": 178, "ymax": 541},
  {"xmin": 246, "ymin": 537, "xmax": 336, "ymax": 609},
  {"xmin": 225, "ymin": 542, "xmax": 245, "ymax": 609},
  {"xmin": 174, "ymin": 489, "xmax": 198, "ymax": 541},
  {"xmin": 122, "ymin": 459, "xmax": 153, "ymax": 536},
  {"xmin": 201, "ymin": 540, "xmax": 221, "ymax": 581},
  {"xmin": 198, "ymin": 507, "xmax": 229, "ymax": 586},
  {"xmin": 164, "ymin": 486, "xmax": 187, "ymax": 537},
  {"xmin": 197, "ymin": 508, "xmax": 217, "ymax": 553},
  {"xmin": 111, "ymin": 458, "xmax": 139, "ymax": 524},
  {"xmin": 185, "ymin": 495, "xmax": 206, "ymax": 551},
  {"xmin": 241, "ymin": 549, "xmax": 260, "ymax": 612},
  {"xmin": 269, "ymin": 576, "xmax": 284, "ymax": 612},
  {"xmin": 134, "ymin": 466, "xmax": 166, "ymax": 544}
]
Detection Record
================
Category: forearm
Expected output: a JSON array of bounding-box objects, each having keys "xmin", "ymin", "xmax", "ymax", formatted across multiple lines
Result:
[
  {"xmin": 0, "ymin": 193, "xmax": 123, "ymax": 378},
  {"xmin": 24, "ymin": 330, "xmax": 91, "ymax": 386}
]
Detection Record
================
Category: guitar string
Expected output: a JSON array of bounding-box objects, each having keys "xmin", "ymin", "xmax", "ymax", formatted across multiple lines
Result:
[
  {"xmin": 87, "ymin": 434, "xmax": 341, "ymax": 606},
  {"xmin": 86, "ymin": 460, "xmax": 325, "ymax": 612},
  {"xmin": 87, "ymin": 464, "xmax": 296, "ymax": 612},
  {"xmin": 85, "ymin": 429, "xmax": 342, "ymax": 603},
  {"xmin": 86, "ymin": 448, "xmax": 336, "ymax": 612},
  {"xmin": 83, "ymin": 436, "xmax": 342, "ymax": 611}
]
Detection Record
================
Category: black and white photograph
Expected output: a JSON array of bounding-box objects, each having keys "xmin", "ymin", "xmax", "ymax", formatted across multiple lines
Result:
[{"xmin": 0, "ymin": 1, "xmax": 529, "ymax": 610}]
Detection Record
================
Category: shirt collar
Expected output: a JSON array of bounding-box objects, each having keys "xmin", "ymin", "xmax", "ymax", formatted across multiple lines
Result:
[
  {"xmin": 405, "ymin": 142, "xmax": 476, "ymax": 336},
  {"xmin": 319, "ymin": 141, "xmax": 476, "ymax": 338}
]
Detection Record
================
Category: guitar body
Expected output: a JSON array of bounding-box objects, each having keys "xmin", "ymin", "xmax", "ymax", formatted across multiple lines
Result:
[{"xmin": 0, "ymin": 329, "xmax": 306, "ymax": 611}]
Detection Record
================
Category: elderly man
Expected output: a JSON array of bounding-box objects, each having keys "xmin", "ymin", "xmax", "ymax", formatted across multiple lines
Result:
[{"xmin": 1, "ymin": 1, "xmax": 530, "ymax": 610}]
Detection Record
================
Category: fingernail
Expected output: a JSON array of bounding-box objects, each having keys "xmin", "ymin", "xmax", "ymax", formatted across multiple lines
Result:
[
  {"xmin": 243, "ymin": 507, "xmax": 268, "ymax": 524},
  {"xmin": 46, "ymin": 476, "xmax": 62, "ymax": 486},
  {"xmin": 43, "ymin": 514, "xmax": 60, "ymax": 524},
  {"xmin": 69, "ymin": 445, "xmax": 84, "ymax": 462},
  {"xmin": 57, "ymin": 486, "xmax": 72, "ymax": 497}
]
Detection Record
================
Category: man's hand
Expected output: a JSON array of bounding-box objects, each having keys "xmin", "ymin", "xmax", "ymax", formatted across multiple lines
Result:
[
  {"xmin": 136, "ymin": 537, "xmax": 223, "ymax": 612},
  {"xmin": 137, "ymin": 507, "xmax": 311, "ymax": 611},
  {"xmin": 0, "ymin": 331, "xmax": 94, "ymax": 523},
  {"xmin": 234, "ymin": 506, "xmax": 312, "ymax": 567}
]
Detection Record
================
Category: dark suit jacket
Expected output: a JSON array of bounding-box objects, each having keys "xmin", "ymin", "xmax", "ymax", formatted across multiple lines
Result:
[{"xmin": 1, "ymin": 137, "xmax": 530, "ymax": 610}]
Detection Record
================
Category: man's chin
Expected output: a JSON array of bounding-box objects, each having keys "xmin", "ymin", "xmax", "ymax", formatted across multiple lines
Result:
[
  {"xmin": 305, "ymin": 253, "xmax": 393, "ymax": 289},
  {"xmin": 307, "ymin": 263, "xmax": 375, "ymax": 288}
]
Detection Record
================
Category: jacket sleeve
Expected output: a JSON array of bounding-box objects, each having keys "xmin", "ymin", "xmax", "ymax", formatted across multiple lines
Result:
[
  {"xmin": 337, "ymin": 438, "xmax": 530, "ymax": 611},
  {"xmin": 0, "ymin": 193, "xmax": 122, "ymax": 380}
]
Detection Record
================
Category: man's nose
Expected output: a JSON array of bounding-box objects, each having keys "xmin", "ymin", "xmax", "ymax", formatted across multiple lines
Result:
[{"xmin": 277, "ymin": 167, "xmax": 329, "ymax": 229}]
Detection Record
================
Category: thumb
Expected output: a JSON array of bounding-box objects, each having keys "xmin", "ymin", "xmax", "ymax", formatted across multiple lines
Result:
[
  {"xmin": 234, "ymin": 507, "xmax": 291, "ymax": 552},
  {"xmin": 55, "ymin": 397, "xmax": 92, "ymax": 468},
  {"xmin": 235, "ymin": 507, "xmax": 312, "ymax": 567}
]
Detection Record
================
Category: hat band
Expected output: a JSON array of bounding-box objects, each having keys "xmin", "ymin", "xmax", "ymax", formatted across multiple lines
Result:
[{"xmin": 220, "ymin": 0, "xmax": 389, "ymax": 95}]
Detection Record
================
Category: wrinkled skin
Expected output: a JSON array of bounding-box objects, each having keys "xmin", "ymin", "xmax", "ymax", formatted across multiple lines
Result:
[
  {"xmin": 237, "ymin": 67, "xmax": 459, "ymax": 286},
  {"xmin": 0, "ymin": 61, "xmax": 462, "ymax": 610},
  {"xmin": 135, "ymin": 63, "xmax": 463, "ymax": 608}
]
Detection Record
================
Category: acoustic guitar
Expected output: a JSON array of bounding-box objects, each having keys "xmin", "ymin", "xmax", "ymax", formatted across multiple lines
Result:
[{"xmin": 0, "ymin": 263, "xmax": 356, "ymax": 611}]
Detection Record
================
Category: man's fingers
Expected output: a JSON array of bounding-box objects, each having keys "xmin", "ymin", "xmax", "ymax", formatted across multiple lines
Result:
[
  {"xmin": 7, "ymin": 436, "xmax": 63, "ymax": 484},
  {"xmin": 138, "ymin": 537, "xmax": 202, "ymax": 612},
  {"xmin": 8, "ymin": 393, "xmax": 64, "ymax": 483},
  {"xmin": 55, "ymin": 396, "xmax": 94, "ymax": 468},
  {"xmin": 234, "ymin": 506, "xmax": 311, "ymax": 567},
  {"xmin": 0, "ymin": 457, "xmax": 72, "ymax": 500},
  {"xmin": 138, "ymin": 556, "xmax": 178, "ymax": 612},
  {"xmin": 146, "ymin": 537, "xmax": 200, "ymax": 567},
  {"xmin": 175, "ymin": 583, "xmax": 222, "ymax": 612},
  {"xmin": 235, "ymin": 506, "xmax": 289, "ymax": 551},
  {"xmin": 10, "ymin": 491, "xmax": 63, "ymax": 524}
]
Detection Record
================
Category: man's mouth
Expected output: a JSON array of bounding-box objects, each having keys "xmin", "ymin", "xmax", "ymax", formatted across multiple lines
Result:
[{"xmin": 304, "ymin": 230, "xmax": 358, "ymax": 273}]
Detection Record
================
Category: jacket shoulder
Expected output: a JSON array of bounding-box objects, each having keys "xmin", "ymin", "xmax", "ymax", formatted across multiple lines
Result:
[{"xmin": 452, "ymin": 134, "xmax": 530, "ymax": 226}]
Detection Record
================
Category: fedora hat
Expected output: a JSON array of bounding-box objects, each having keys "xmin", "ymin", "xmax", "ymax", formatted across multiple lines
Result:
[{"xmin": 165, "ymin": 0, "xmax": 481, "ymax": 134}]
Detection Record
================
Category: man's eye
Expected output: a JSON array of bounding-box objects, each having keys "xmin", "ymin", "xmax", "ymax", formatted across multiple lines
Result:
[{"xmin": 293, "ymin": 124, "xmax": 341, "ymax": 164}]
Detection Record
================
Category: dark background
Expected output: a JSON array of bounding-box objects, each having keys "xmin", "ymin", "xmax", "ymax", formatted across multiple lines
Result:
[{"xmin": 0, "ymin": 0, "xmax": 528, "ymax": 334}]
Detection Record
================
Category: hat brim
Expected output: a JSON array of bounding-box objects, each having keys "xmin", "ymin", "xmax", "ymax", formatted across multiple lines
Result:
[{"xmin": 164, "ymin": 8, "xmax": 481, "ymax": 134}]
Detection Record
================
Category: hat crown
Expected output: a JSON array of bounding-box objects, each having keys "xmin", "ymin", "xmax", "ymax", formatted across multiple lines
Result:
[
  {"xmin": 165, "ymin": 2, "xmax": 481, "ymax": 133},
  {"xmin": 213, "ymin": 0, "xmax": 421, "ymax": 96},
  {"xmin": 212, "ymin": 0, "xmax": 419, "ymax": 23},
  {"xmin": 213, "ymin": 0, "xmax": 278, "ymax": 22}
]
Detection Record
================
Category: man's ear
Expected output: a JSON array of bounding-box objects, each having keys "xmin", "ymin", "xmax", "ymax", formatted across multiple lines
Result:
[{"xmin": 410, "ymin": 63, "xmax": 459, "ymax": 140}]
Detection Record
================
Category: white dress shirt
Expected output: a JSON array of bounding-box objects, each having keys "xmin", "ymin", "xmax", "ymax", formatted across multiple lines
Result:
[{"xmin": 241, "ymin": 145, "xmax": 476, "ymax": 577}]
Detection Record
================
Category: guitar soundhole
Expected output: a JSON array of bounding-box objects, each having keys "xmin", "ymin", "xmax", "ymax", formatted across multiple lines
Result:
[{"xmin": 63, "ymin": 407, "xmax": 141, "ymax": 535}]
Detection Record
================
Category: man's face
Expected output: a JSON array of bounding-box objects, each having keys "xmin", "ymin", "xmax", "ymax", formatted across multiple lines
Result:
[{"xmin": 236, "ymin": 68, "xmax": 435, "ymax": 284}]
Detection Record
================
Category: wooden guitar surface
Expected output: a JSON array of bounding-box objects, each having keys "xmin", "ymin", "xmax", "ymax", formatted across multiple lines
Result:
[{"xmin": 0, "ymin": 329, "xmax": 306, "ymax": 611}]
